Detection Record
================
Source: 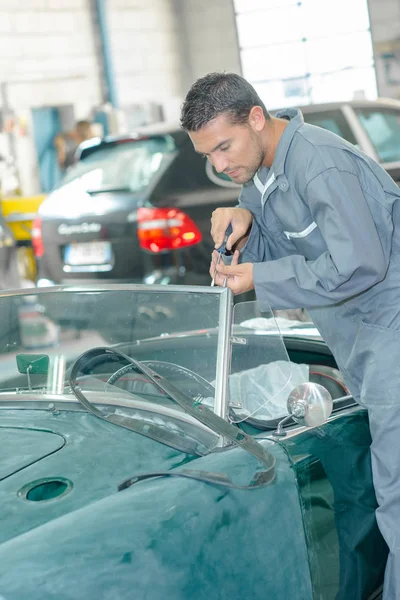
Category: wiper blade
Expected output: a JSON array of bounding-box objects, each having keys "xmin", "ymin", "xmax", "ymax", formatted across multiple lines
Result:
[
  {"xmin": 69, "ymin": 347, "xmax": 275, "ymax": 481},
  {"xmin": 85, "ymin": 186, "xmax": 132, "ymax": 194}
]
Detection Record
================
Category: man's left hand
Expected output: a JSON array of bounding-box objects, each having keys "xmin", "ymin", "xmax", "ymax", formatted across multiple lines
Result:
[{"xmin": 211, "ymin": 250, "xmax": 255, "ymax": 295}]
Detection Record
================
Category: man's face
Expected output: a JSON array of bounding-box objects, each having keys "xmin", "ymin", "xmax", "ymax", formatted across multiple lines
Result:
[{"xmin": 188, "ymin": 113, "xmax": 265, "ymax": 185}]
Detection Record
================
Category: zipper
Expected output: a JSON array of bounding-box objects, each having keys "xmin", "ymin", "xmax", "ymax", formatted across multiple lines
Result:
[{"xmin": 284, "ymin": 221, "xmax": 318, "ymax": 240}]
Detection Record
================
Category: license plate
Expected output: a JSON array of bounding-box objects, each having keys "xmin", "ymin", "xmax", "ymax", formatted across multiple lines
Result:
[{"xmin": 64, "ymin": 241, "xmax": 112, "ymax": 266}]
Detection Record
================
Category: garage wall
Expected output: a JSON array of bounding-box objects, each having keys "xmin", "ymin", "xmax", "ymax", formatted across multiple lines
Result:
[
  {"xmin": 108, "ymin": 0, "xmax": 241, "ymax": 123},
  {"xmin": 368, "ymin": 0, "xmax": 400, "ymax": 99},
  {"xmin": 0, "ymin": 0, "xmax": 103, "ymax": 196},
  {"xmin": 108, "ymin": 0, "xmax": 183, "ymax": 122},
  {"xmin": 0, "ymin": 0, "xmax": 101, "ymax": 115},
  {"xmin": 175, "ymin": 0, "xmax": 241, "ymax": 93}
]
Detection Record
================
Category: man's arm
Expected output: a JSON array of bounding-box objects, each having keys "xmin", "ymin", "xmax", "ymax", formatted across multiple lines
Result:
[
  {"xmin": 253, "ymin": 168, "xmax": 391, "ymax": 310},
  {"xmin": 216, "ymin": 168, "xmax": 392, "ymax": 308}
]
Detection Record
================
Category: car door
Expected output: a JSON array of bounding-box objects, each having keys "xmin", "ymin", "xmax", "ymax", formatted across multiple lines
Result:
[{"xmin": 280, "ymin": 408, "xmax": 387, "ymax": 599}]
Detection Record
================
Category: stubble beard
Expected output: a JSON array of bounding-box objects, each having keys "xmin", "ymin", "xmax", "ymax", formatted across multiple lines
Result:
[{"xmin": 238, "ymin": 148, "xmax": 265, "ymax": 184}]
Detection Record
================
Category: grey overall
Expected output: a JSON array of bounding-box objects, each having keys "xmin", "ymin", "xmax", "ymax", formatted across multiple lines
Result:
[{"xmin": 239, "ymin": 108, "xmax": 400, "ymax": 599}]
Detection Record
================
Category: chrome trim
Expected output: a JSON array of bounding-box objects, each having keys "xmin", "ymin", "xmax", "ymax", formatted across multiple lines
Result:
[
  {"xmin": 138, "ymin": 218, "xmax": 183, "ymax": 230},
  {"xmin": 258, "ymin": 401, "xmax": 359, "ymax": 441},
  {"xmin": 4, "ymin": 212, "xmax": 37, "ymax": 223},
  {"xmin": 341, "ymin": 104, "xmax": 378, "ymax": 160},
  {"xmin": 0, "ymin": 283, "xmax": 227, "ymax": 298},
  {"xmin": 213, "ymin": 288, "xmax": 233, "ymax": 422},
  {"xmin": 0, "ymin": 392, "xmax": 218, "ymax": 438},
  {"xmin": 63, "ymin": 264, "xmax": 113, "ymax": 273},
  {"xmin": 380, "ymin": 160, "xmax": 400, "ymax": 171}
]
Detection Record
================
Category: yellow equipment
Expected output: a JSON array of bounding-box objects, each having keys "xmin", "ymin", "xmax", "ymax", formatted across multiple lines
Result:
[
  {"xmin": 2, "ymin": 194, "xmax": 45, "ymax": 241},
  {"xmin": 2, "ymin": 194, "xmax": 46, "ymax": 283}
]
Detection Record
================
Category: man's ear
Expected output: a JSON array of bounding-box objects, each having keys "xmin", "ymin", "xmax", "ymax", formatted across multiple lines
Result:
[{"xmin": 248, "ymin": 106, "xmax": 265, "ymax": 133}]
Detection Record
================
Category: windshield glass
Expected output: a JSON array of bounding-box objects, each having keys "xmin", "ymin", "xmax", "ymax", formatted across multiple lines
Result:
[
  {"xmin": 0, "ymin": 286, "xmax": 297, "ymax": 452},
  {"xmin": 355, "ymin": 107, "xmax": 400, "ymax": 163},
  {"xmin": 0, "ymin": 286, "xmax": 223, "ymax": 396},
  {"xmin": 58, "ymin": 136, "xmax": 176, "ymax": 193}
]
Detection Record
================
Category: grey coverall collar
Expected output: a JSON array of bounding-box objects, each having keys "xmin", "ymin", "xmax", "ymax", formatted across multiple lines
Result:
[
  {"xmin": 272, "ymin": 108, "xmax": 304, "ymax": 177},
  {"xmin": 253, "ymin": 108, "xmax": 304, "ymax": 194}
]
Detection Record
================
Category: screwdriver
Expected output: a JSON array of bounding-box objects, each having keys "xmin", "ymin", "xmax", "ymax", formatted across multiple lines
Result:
[{"xmin": 211, "ymin": 223, "xmax": 233, "ymax": 287}]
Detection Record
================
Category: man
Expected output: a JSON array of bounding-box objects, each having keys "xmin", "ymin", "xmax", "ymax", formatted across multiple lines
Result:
[
  {"xmin": 54, "ymin": 120, "xmax": 94, "ymax": 171},
  {"xmin": 180, "ymin": 72, "xmax": 400, "ymax": 599}
]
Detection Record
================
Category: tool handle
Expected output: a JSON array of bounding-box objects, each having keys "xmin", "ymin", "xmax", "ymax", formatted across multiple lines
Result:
[{"xmin": 217, "ymin": 223, "xmax": 233, "ymax": 254}]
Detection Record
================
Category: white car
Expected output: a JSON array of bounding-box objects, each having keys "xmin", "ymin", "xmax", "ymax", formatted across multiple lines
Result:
[{"xmin": 295, "ymin": 98, "xmax": 400, "ymax": 183}]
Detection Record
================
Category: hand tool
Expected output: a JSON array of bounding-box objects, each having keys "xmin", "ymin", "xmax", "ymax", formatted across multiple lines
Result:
[{"xmin": 211, "ymin": 223, "xmax": 233, "ymax": 287}]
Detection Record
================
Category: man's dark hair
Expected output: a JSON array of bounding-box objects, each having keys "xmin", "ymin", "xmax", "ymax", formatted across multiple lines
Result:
[{"xmin": 180, "ymin": 72, "xmax": 270, "ymax": 132}]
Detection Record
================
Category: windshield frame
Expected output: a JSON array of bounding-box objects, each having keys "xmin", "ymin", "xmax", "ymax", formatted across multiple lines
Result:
[{"xmin": 0, "ymin": 283, "xmax": 234, "ymax": 422}]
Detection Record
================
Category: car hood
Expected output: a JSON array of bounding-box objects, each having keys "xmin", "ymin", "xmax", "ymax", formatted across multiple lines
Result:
[
  {"xmin": 1, "ymin": 427, "xmax": 65, "ymax": 479},
  {"xmin": 0, "ymin": 406, "xmax": 313, "ymax": 600}
]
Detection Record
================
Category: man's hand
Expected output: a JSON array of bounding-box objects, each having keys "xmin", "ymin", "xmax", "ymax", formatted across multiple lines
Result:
[
  {"xmin": 209, "ymin": 250, "xmax": 255, "ymax": 295},
  {"xmin": 211, "ymin": 207, "xmax": 253, "ymax": 252}
]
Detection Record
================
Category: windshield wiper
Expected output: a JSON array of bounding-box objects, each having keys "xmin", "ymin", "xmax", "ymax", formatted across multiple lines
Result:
[
  {"xmin": 85, "ymin": 186, "xmax": 132, "ymax": 195},
  {"xmin": 69, "ymin": 347, "xmax": 275, "ymax": 484}
]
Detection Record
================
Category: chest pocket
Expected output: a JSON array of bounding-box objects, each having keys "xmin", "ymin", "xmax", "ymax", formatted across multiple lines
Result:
[{"xmin": 283, "ymin": 221, "xmax": 328, "ymax": 260}]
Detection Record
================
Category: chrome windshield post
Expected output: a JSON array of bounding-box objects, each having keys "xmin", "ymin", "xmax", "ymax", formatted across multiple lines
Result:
[{"xmin": 213, "ymin": 288, "xmax": 233, "ymax": 443}]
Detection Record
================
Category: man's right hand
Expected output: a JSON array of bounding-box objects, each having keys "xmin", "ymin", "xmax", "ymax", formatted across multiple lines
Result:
[{"xmin": 210, "ymin": 207, "xmax": 253, "ymax": 252}]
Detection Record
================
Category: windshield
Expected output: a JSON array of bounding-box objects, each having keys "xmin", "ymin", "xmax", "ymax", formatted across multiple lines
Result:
[
  {"xmin": 57, "ymin": 136, "xmax": 176, "ymax": 193},
  {"xmin": 355, "ymin": 107, "xmax": 400, "ymax": 163},
  {"xmin": 0, "ymin": 286, "xmax": 222, "ymax": 393},
  {"xmin": 0, "ymin": 285, "xmax": 296, "ymax": 453}
]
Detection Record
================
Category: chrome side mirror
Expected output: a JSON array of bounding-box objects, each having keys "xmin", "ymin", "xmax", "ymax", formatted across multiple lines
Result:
[{"xmin": 274, "ymin": 382, "xmax": 333, "ymax": 437}]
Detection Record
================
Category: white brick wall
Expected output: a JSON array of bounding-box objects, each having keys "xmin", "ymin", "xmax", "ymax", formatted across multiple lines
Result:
[
  {"xmin": 0, "ymin": 0, "xmax": 103, "ymax": 194},
  {"xmin": 108, "ymin": 0, "xmax": 182, "ymax": 110},
  {"xmin": 0, "ymin": 0, "xmax": 101, "ymax": 115},
  {"xmin": 177, "ymin": 0, "xmax": 241, "ymax": 91},
  {"xmin": 1, "ymin": 0, "xmax": 241, "ymax": 124},
  {"xmin": 108, "ymin": 0, "xmax": 241, "ymax": 121}
]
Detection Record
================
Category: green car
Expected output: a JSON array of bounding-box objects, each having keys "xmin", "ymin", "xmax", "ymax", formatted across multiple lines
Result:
[{"xmin": 0, "ymin": 285, "xmax": 387, "ymax": 599}]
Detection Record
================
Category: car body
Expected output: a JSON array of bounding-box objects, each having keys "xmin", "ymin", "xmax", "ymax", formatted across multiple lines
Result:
[
  {"xmin": 33, "ymin": 98, "xmax": 400, "ymax": 288},
  {"xmin": 0, "ymin": 284, "xmax": 387, "ymax": 599}
]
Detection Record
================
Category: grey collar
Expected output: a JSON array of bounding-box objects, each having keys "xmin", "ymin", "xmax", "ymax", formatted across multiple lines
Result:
[
  {"xmin": 271, "ymin": 108, "xmax": 304, "ymax": 177},
  {"xmin": 253, "ymin": 108, "xmax": 304, "ymax": 185}
]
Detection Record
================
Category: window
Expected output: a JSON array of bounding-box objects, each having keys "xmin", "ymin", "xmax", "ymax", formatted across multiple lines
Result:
[
  {"xmin": 356, "ymin": 108, "xmax": 400, "ymax": 163},
  {"xmin": 234, "ymin": 0, "xmax": 377, "ymax": 109},
  {"xmin": 58, "ymin": 137, "xmax": 176, "ymax": 194},
  {"xmin": 301, "ymin": 110, "xmax": 358, "ymax": 145}
]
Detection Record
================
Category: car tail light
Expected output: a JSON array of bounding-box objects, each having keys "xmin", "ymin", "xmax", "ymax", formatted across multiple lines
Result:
[
  {"xmin": 137, "ymin": 207, "xmax": 202, "ymax": 253},
  {"xmin": 32, "ymin": 216, "xmax": 44, "ymax": 257}
]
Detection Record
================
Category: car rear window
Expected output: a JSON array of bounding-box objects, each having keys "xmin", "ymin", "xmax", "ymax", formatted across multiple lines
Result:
[
  {"xmin": 355, "ymin": 107, "xmax": 400, "ymax": 163},
  {"xmin": 302, "ymin": 110, "xmax": 358, "ymax": 145},
  {"xmin": 58, "ymin": 136, "xmax": 176, "ymax": 193}
]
